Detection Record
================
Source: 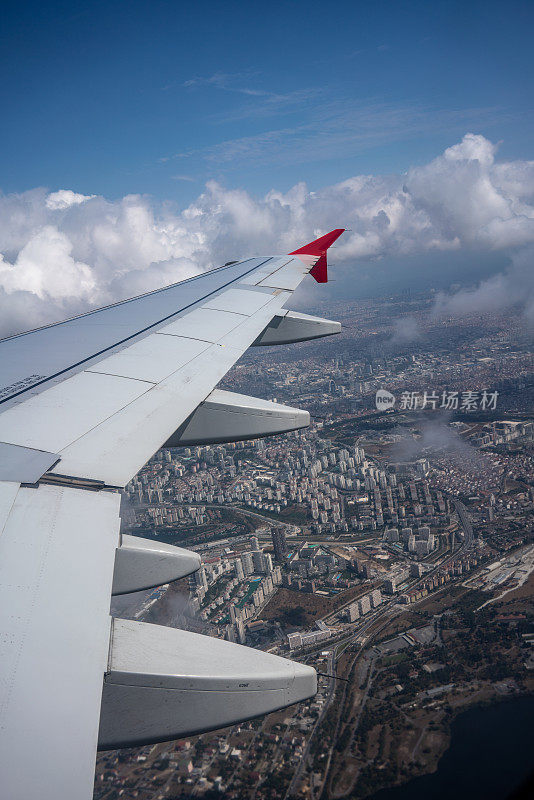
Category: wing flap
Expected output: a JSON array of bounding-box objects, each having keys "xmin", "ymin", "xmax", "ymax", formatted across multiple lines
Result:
[
  {"xmin": 253, "ymin": 310, "xmax": 341, "ymax": 346},
  {"xmin": 157, "ymin": 307, "xmax": 245, "ymax": 341},
  {"xmin": 167, "ymin": 388, "xmax": 309, "ymax": 446},
  {"xmin": 112, "ymin": 535, "xmax": 201, "ymax": 595},
  {"xmin": 0, "ymin": 370, "xmax": 152, "ymax": 453},
  {"xmin": 0, "ymin": 442, "xmax": 60, "ymax": 483},
  {"xmin": 203, "ymin": 287, "xmax": 274, "ymax": 315},
  {"xmin": 239, "ymin": 255, "xmax": 295, "ymax": 285},
  {"xmin": 86, "ymin": 333, "xmax": 211, "ymax": 384},
  {"xmin": 257, "ymin": 259, "xmax": 309, "ymax": 290}
]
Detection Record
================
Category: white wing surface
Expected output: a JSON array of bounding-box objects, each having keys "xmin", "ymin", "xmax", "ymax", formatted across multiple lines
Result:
[{"xmin": 0, "ymin": 229, "xmax": 344, "ymax": 799}]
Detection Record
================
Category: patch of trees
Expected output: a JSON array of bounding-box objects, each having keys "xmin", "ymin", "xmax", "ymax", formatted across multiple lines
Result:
[
  {"xmin": 336, "ymin": 725, "xmax": 352, "ymax": 752},
  {"xmin": 279, "ymin": 606, "xmax": 308, "ymax": 626},
  {"xmin": 355, "ymin": 762, "xmax": 397, "ymax": 798},
  {"xmin": 262, "ymin": 771, "xmax": 287, "ymax": 793}
]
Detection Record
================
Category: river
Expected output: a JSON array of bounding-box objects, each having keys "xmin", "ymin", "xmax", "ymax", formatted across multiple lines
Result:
[{"xmin": 369, "ymin": 695, "xmax": 534, "ymax": 800}]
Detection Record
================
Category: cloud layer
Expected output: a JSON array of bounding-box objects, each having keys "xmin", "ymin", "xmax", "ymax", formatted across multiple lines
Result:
[{"xmin": 1, "ymin": 134, "xmax": 533, "ymax": 338}]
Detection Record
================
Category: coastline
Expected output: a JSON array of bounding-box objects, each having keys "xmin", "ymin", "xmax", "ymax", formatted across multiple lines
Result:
[{"xmin": 366, "ymin": 694, "xmax": 534, "ymax": 800}]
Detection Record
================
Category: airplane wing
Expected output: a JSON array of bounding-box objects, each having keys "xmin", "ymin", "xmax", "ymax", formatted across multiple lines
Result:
[{"xmin": 0, "ymin": 228, "xmax": 344, "ymax": 799}]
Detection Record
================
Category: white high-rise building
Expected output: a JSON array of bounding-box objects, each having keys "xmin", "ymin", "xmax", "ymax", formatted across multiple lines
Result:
[
  {"xmin": 415, "ymin": 540, "xmax": 429, "ymax": 558},
  {"xmin": 272, "ymin": 566, "xmax": 282, "ymax": 585},
  {"xmin": 241, "ymin": 552, "xmax": 254, "ymax": 576},
  {"xmin": 236, "ymin": 617, "xmax": 246, "ymax": 644},
  {"xmin": 358, "ymin": 595, "xmax": 371, "ymax": 616},
  {"xmin": 288, "ymin": 633, "xmax": 302, "ymax": 650},
  {"xmin": 235, "ymin": 559, "xmax": 245, "ymax": 581},
  {"xmin": 193, "ymin": 566, "xmax": 208, "ymax": 591},
  {"xmin": 225, "ymin": 624, "xmax": 236, "ymax": 643},
  {"xmin": 252, "ymin": 587, "xmax": 264, "ymax": 608},
  {"xmin": 370, "ymin": 589, "xmax": 382, "ymax": 608}
]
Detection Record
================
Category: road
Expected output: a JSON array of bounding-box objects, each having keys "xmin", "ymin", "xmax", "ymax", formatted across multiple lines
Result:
[
  {"xmin": 347, "ymin": 654, "xmax": 377, "ymax": 751},
  {"xmin": 284, "ymin": 650, "xmax": 336, "ymax": 800},
  {"xmin": 453, "ymin": 498, "xmax": 474, "ymax": 547}
]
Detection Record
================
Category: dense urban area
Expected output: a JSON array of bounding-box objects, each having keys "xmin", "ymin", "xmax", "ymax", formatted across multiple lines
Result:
[{"xmin": 94, "ymin": 290, "xmax": 534, "ymax": 800}]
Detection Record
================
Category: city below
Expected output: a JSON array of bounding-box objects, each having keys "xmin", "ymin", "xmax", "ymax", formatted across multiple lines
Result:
[{"xmin": 95, "ymin": 290, "xmax": 534, "ymax": 800}]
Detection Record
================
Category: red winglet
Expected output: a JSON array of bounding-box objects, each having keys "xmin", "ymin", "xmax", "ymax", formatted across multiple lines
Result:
[{"xmin": 289, "ymin": 228, "xmax": 345, "ymax": 283}]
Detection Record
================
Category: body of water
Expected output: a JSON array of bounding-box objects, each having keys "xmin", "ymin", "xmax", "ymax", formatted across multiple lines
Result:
[{"xmin": 369, "ymin": 695, "xmax": 534, "ymax": 800}]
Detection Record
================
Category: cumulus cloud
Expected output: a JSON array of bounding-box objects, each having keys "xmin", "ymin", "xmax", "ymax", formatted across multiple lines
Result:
[
  {"xmin": 0, "ymin": 226, "xmax": 95, "ymax": 299},
  {"xmin": 1, "ymin": 133, "xmax": 533, "ymax": 338},
  {"xmin": 45, "ymin": 189, "xmax": 95, "ymax": 210}
]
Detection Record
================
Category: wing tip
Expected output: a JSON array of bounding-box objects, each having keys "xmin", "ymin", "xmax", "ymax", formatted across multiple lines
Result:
[{"xmin": 289, "ymin": 228, "xmax": 345, "ymax": 283}]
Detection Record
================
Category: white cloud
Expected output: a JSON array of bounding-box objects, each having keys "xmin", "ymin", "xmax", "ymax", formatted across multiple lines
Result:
[
  {"xmin": 405, "ymin": 134, "xmax": 534, "ymax": 249},
  {"xmin": 0, "ymin": 226, "xmax": 95, "ymax": 299},
  {"xmin": 1, "ymin": 134, "xmax": 533, "ymax": 338},
  {"xmin": 45, "ymin": 189, "xmax": 95, "ymax": 210}
]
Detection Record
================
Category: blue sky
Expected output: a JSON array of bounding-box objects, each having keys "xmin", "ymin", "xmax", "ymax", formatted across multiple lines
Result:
[{"xmin": 1, "ymin": 0, "xmax": 533, "ymax": 202}]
